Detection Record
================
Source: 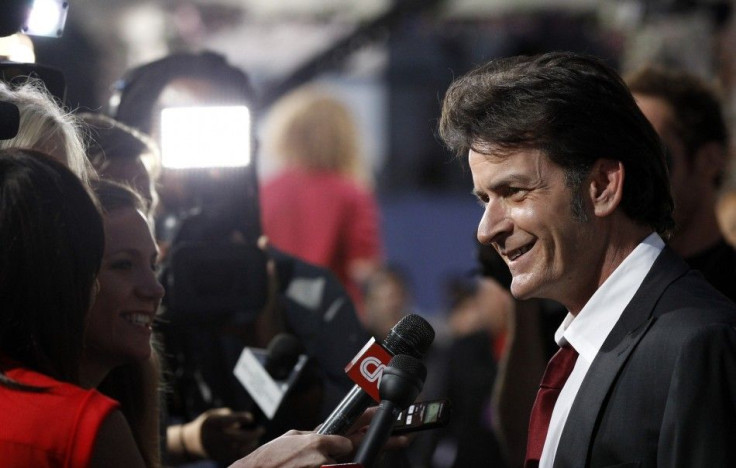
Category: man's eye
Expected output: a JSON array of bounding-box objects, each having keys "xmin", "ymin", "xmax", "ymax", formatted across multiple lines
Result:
[{"xmin": 506, "ymin": 187, "xmax": 527, "ymax": 198}]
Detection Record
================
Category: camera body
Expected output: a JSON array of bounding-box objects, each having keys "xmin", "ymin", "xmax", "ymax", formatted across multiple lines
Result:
[
  {"xmin": 109, "ymin": 52, "xmax": 268, "ymax": 326},
  {"xmin": 163, "ymin": 241, "xmax": 269, "ymax": 326}
]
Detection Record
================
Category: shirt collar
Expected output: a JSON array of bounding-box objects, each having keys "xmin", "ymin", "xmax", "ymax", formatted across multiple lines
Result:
[{"xmin": 555, "ymin": 232, "xmax": 665, "ymax": 363}]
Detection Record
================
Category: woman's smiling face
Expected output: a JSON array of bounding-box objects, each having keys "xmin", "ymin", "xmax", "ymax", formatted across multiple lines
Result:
[{"xmin": 85, "ymin": 207, "xmax": 164, "ymax": 368}]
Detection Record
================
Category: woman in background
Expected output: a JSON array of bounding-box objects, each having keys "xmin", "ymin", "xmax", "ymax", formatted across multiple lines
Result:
[
  {"xmin": 260, "ymin": 86, "xmax": 384, "ymax": 315},
  {"xmin": 84, "ymin": 178, "xmax": 166, "ymax": 467}
]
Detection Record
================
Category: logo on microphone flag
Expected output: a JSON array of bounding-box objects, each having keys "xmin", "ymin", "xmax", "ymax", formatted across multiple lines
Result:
[{"xmin": 345, "ymin": 337, "xmax": 392, "ymax": 402}]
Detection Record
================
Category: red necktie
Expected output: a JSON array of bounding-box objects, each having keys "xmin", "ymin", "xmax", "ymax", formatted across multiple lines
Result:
[{"xmin": 524, "ymin": 344, "xmax": 579, "ymax": 467}]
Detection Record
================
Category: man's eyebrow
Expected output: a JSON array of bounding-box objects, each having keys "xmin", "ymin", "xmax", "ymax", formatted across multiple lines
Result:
[{"xmin": 479, "ymin": 174, "xmax": 532, "ymax": 194}]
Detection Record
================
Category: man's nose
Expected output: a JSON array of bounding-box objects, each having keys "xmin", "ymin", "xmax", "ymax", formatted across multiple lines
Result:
[{"xmin": 477, "ymin": 198, "xmax": 511, "ymax": 245}]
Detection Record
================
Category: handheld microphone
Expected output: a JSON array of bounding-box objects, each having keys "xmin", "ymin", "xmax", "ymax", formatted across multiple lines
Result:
[
  {"xmin": 264, "ymin": 333, "xmax": 304, "ymax": 380},
  {"xmin": 233, "ymin": 333, "xmax": 309, "ymax": 419},
  {"xmin": 353, "ymin": 354, "xmax": 427, "ymax": 468},
  {"xmin": 317, "ymin": 314, "xmax": 434, "ymax": 435}
]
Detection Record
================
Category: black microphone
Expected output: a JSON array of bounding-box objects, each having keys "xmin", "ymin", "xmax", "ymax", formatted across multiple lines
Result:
[
  {"xmin": 264, "ymin": 333, "xmax": 304, "ymax": 380},
  {"xmin": 353, "ymin": 354, "xmax": 426, "ymax": 468},
  {"xmin": 233, "ymin": 333, "xmax": 308, "ymax": 420},
  {"xmin": 0, "ymin": 102, "xmax": 20, "ymax": 140},
  {"xmin": 317, "ymin": 314, "xmax": 434, "ymax": 435}
]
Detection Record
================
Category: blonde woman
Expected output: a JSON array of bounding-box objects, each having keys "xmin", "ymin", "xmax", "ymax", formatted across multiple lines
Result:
[
  {"xmin": 0, "ymin": 79, "xmax": 92, "ymax": 182},
  {"xmin": 261, "ymin": 87, "xmax": 383, "ymax": 315}
]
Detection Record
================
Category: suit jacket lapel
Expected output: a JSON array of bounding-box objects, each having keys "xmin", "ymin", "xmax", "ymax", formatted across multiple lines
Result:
[{"xmin": 553, "ymin": 247, "xmax": 689, "ymax": 467}]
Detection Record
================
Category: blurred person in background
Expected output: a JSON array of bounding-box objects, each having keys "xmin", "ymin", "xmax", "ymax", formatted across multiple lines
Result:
[
  {"xmin": 627, "ymin": 64, "xmax": 736, "ymax": 303},
  {"xmin": 360, "ymin": 264, "xmax": 424, "ymax": 468},
  {"xmin": 717, "ymin": 187, "xmax": 736, "ymax": 247},
  {"xmin": 260, "ymin": 86, "xmax": 384, "ymax": 316},
  {"xmin": 446, "ymin": 273, "xmax": 509, "ymax": 362},
  {"xmin": 421, "ymin": 265, "xmax": 510, "ymax": 468},
  {"xmin": 362, "ymin": 264, "xmax": 416, "ymax": 341},
  {"xmin": 480, "ymin": 243, "xmax": 563, "ymax": 468}
]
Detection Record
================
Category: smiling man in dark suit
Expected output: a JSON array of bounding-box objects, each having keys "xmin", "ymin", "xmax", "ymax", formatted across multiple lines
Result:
[{"xmin": 439, "ymin": 51, "xmax": 736, "ymax": 467}]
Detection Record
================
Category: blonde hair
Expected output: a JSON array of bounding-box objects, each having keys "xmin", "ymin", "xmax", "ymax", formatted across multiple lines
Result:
[
  {"xmin": 0, "ymin": 79, "xmax": 92, "ymax": 183},
  {"xmin": 263, "ymin": 86, "xmax": 368, "ymax": 184}
]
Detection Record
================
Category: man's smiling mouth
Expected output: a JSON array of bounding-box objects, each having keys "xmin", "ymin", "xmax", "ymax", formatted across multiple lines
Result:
[{"xmin": 507, "ymin": 242, "xmax": 534, "ymax": 261}]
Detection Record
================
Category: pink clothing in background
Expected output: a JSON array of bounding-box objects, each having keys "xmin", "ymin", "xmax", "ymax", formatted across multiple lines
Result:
[{"xmin": 262, "ymin": 168, "xmax": 383, "ymax": 313}]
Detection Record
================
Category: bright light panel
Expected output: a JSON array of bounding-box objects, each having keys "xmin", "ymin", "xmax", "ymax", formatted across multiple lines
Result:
[
  {"xmin": 0, "ymin": 34, "xmax": 36, "ymax": 62},
  {"xmin": 24, "ymin": 0, "xmax": 69, "ymax": 38},
  {"xmin": 160, "ymin": 106, "xmax": 251, "ymax": 169}
]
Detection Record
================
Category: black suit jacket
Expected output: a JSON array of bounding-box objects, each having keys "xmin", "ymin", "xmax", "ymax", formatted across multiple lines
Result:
[{"xmin": 553, "ymin": 247, "xmax": 736, "ymax": 467}]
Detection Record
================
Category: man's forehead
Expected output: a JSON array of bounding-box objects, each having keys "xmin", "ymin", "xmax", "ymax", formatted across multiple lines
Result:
[
  {"xmin": 468, "ymin": 145, "xmax": 549, "ymax": 167},
  {"xmin": 469, "ymin": 147, "xmax": 552, "ymax": 185}
]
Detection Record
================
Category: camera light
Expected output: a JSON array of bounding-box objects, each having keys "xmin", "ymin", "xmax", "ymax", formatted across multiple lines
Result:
[
  {"xmin": 23, "ymin": 0, "xmax": 69, "ymax": 38},
  {"xmin": 160, "ymin": 106, "xmax": 251, "ymax": 169},
  {"xmin": 0, "ymin": 34, "xmax": 36, "ymax": 62}
]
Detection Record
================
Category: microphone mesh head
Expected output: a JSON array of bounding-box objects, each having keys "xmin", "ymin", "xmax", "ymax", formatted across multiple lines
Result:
[
  {"xmin": 265, "ymin": 333, "xmax": 304, "ymax": 379},
  {"xmin": 387, "ymin": 354, "xmax": 427, "ymax": 383},
  {"xmin": 267, "ymin": 333, "xmax": 303, "ymax": 357},
  {"xmin": 383, "ymin": 314, "xmax": 435, "ymax": 358}
]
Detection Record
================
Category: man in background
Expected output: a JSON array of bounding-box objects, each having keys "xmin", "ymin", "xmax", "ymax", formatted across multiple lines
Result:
[{"xmin": 627, "ymin": 65, "xmax": 736, "ymax": 303}]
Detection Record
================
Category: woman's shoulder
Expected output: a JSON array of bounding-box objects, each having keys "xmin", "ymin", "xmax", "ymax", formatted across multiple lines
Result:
[
  {"xmin": 0, "ymin": 358, "xmax": 118, "ymax": 412},
  {"xmin": 0, "ymin": 360, "xmax": 121, "ymax": 466}
]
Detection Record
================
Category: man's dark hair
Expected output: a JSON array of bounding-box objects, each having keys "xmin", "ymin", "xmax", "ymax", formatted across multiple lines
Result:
[
  {"xmin": 439, "ymin": 51, "xmax": 675, "ymax": 238},
  {"xmin": 626, "ymin": 65, "xmax": 729, "ymax": 187}
]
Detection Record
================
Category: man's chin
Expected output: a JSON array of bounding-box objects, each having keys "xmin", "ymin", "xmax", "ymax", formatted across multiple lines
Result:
[{"xmin": 509, "ymin": 280, "xmax": 533, "ymax": 300}]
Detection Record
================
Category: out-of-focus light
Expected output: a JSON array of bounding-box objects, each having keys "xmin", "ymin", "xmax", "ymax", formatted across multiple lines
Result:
[
  {"xmin": 0, "ymin": 34, "xmax": 36, "ymax": 62},
  {"xmin": 24, "ymin": 0, "xmax": 69, "ymax": 38},
  {"xmin": 160, "ymin": 106, "xmax": 251, "ymax": 169}
]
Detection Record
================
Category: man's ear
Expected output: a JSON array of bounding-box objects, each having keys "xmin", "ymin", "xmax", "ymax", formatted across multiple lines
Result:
[{"xmin": 588, "ymin": 158, "xmax": 624, "ymax": 218}]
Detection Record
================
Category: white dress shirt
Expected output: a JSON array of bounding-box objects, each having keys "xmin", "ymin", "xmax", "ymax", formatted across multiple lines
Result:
[{"xmin": 538, "ymin": 232, "xmax": 665, "ymax": 468}]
